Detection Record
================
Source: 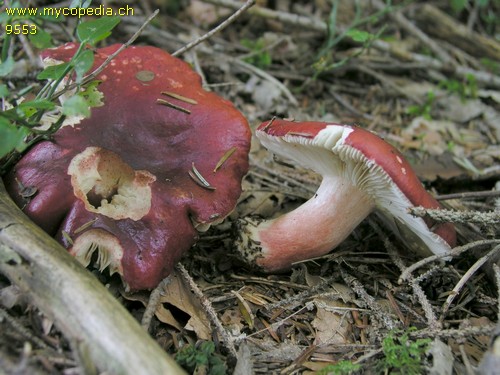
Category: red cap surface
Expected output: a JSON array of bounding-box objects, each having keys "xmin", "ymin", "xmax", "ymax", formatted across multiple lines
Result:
[{"xmin": 5, "ymin": 43, "xmax": 251, "ymax": 290}]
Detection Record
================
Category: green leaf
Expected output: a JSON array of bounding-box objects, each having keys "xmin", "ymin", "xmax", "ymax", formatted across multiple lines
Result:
[
  {"xmin": 18, "ymin": 99, "xmax": 55, "ymax": 111},
  {"xmin": 0, "ymin": 56, "xmax": 15, "ymax": 77},
  {"xmin": 62, "ymin": 95, "xmax": 90, "ymax": 118},
  {"xmin": 0, "ymin": 84, "xmax": 9, "ymax": 98},
  {"xmin": 346, "ymin": 28, "xmax": 374, "ymax": 43},
  {"xmin": 450, "ymin": 0, "xmax": 467, "ymax": 13},
  {"xmin": 37, "ymin": 61, "xmax": 71, "ymax": 80},
  {"xmin": 0, "ymin": 118, "xmax": 30, "ymax": 159},
  {"xmin": 0, "ymin": 12, "xmax": 11, "ymax": 24},
  {"xmin": 16, "ymin": 99, "xmax": 55, "ymax": 118},
  {"xmin": 72, "ymin": 49, "xmax": 94, "ymax": 83},
  {"xmin": 70, "ymin": 0, "xmax": 92, "ymax": 8},
  {"xmin": 80, "ymin": 81, "xmax": 104, "ymax": 107},
  {"xmin": 28, "ymin": 27, "xmax": 53, "ymax": 49},
  {"xmin": 77, "ymin": 16, "xmax": 120, "ymax": 45}
]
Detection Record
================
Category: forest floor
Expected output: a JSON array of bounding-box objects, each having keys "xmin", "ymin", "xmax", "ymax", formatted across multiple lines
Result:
[{"xmin": 1, "ymin": 0, "xmax": 500, "ymax": 374}]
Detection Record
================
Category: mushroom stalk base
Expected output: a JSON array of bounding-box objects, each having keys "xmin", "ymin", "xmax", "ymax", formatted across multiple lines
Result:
[{"xmin": 236, "ymin": 176, "xmax": 375, "ymax": 271}]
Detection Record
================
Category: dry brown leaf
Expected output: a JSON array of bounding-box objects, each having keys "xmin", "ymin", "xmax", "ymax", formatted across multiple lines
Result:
[
  {"xmin": 158, "ymin": 270, "xmax": 211, "ymax": 340},
  {"xmin": 312, "ymin": 297, "xmax": 352, "ymax": 345},
  {"xmin": 154, "ymin": 304, "xmax": 184, "ymax": 332},
  {"xmin": 448, "ymin": 317, "xmax": 492, "ymax": 364},
  {"xmin": 402, "ymin": 116, "xmax": 457, "ymax": 156},
  {"xmin": 221, "ymin": 308, "xmax": 245, "ymax": 335},
  {"xmin": 186, "ymin": 0, "xmax": 231, "ymax": 27}
]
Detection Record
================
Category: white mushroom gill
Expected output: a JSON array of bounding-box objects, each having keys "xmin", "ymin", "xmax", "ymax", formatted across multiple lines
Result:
[{"xmin": 70, "ymin": 229, "xmax": 124, "ymax": 276}]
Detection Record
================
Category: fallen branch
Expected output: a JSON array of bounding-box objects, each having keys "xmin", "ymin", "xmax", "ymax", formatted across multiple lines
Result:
[
  {"xmin": 0, "ymin": 180, "xmax": 185, "ymax": 375},
  {"xmin": 409, "ymin": 206, "xmax": 500, "ymax": 225}
]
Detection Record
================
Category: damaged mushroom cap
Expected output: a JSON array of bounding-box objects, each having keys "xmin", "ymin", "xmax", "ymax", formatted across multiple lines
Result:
[
  {"xmin": 4, "ymin": 43, "xmax": 250, "ymax": 290},
  {"xmin": 236, "ymin": 119, "xmax": 455, "ymax": 272}
]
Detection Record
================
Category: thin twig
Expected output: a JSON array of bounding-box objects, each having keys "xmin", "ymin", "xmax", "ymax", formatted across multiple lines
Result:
[
  {"xmin": 141, "ymin": 277, "xmax": 171, "ymax": 332},
  {"xmin": 0, "ymin": 307, "xmax": 49, "ymax": 349},
  {"xmin": 340, "ymin": 266, "xmax": 398, "ymax": 330},
  {"xmin": 410, "ymin": 324, "xmax": 496, "ymax": 340},
  {"xmin": 371, "ymin": 0, "xmax": 453, "ymax": 64},
  {"xmin": 409, "ymin": 206, "xmax": 500, "ymax": 225},
  {"xmin": 241, "ymin": 302, "xmax": 315, "ymax": 341},
  {"xmin": 53, "ymin": 10, "xmax": 160, "ymax": 100},
  {"xmin": 440, "ymin": 245, "xmax": 500, "ymax": 322},
  {"xmin": 369, "ymin": 220, "xmax": 440, "ymax": 329},
  {"xmin": 494, "ymin": 264, "xmax": 500, "ymax": 322},
  {"xmin": 435, "ymin": 190, "xmax": 500, "ymax": 201},
  {"xmin": 173, "ymin": 0, "xmax": 256, "ymax": 57},
  {"xmin": 399, "ymin": 239, "xmax": 500, "ymax": 283},
  {"xmin": 176, "ymin": 263, "xmax": 237, "ymax": 359}
]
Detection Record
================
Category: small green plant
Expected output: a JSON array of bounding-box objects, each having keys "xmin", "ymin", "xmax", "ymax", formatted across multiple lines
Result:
[
  {"xmin": 0, "ymin": 0, "xmax": 120, "ymax": 169},
  {"xmin": 375, "ymin": 328, "xmax": 432, "ymax": 375},
  {"xmin": 439, "ymin": 74, "xmax": 478, "ymax": 101},
  {"xmin": 240, "ymin": 38, "xmax": 272, "ymax": 68},
  {"xmin": 449, "ymin": 0, "xmax": 496, "ymax": 35},
  {"xmin": 317, "ymin": 360, "xmax": 361, "ymax": 375},
  {"xmin": 175, "ymin": 341, "xmax": 227, "ymax": 375},
  {"xmin": 312, "ymin": 0, "xmax": 392, "ymax": 74},
  {"xmin": 480, "ymin": 58, "xmax": 500, "ymax": 74},
  {"xmin": 406, "ymin": 90, "xmax": 436, "ymax": 120},
  {"xmin": 449, "ymin": 0, "xmax": 468, "ymax": 13}
]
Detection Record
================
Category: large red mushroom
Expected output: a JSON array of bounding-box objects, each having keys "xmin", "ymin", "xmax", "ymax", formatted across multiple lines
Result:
[
  {"xmin": 3, "ymin": 43, "xmax": 251, "ymax": 290},
  {"xmin": 236, "ymin": 119, "xmax": 455, "ymax": 272}
]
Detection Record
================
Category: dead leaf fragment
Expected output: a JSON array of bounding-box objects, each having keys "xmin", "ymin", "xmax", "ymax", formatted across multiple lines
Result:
[
  {"xmin": 312, "ymin": 297, "xmax": 352, "ymax": 345},
  {"xmin": 159, "ymin": 270, "xmax": 212, "ymax": 340}
]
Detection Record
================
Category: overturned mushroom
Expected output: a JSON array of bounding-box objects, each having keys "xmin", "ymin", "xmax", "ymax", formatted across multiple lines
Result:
[
  {"xmin": 4, "ymin": 43, "xmax": 251, "ymax": 290},
  {"xmin": 236, "ymin": 119, "xmax": 455, "ymax": 272}
]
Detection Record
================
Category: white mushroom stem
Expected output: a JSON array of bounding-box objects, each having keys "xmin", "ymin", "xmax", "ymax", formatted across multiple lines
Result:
[{"xmin": 238, "ymin": 176, "xmax": 375, "ymax": 271}]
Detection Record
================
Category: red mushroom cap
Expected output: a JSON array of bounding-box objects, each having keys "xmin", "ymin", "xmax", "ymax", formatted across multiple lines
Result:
[
  {"xmin": 236, "ymin": 119, "xmax": 455, "ymax": 271},
  {"xmin": 4, "ymin": 43, "xmax": 251, "ymax": 290}
]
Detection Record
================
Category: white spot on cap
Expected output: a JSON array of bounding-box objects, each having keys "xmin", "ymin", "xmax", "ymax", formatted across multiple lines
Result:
[
  {"xmin": 396, "ymin": 156, "xmax": 403, "ymax": 164},
  {"xmin": 401, "ymin": 167, "xmax": 407, "ymax": 175}
]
